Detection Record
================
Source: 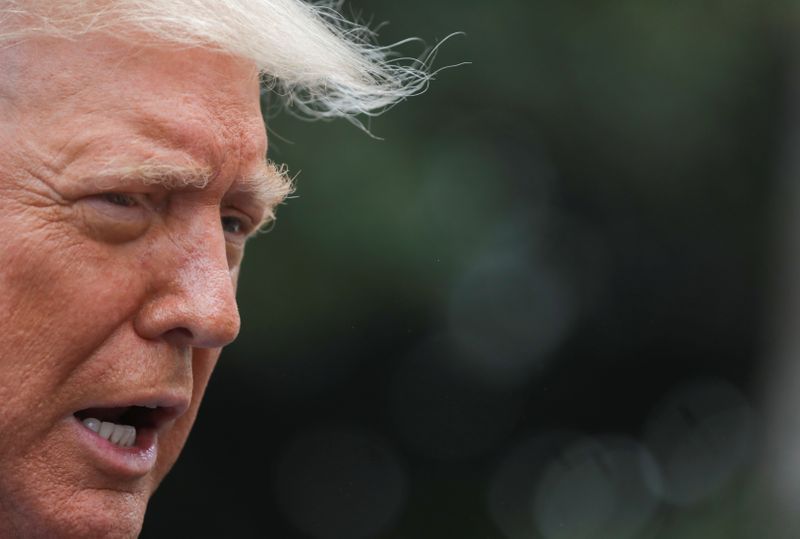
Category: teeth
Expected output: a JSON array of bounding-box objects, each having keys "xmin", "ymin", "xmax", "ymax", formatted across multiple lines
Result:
[
  {"xmin": 121, "ymin": 426, "xmax": 136, "ymax": 447},
  {"xmin": 83, "ymin": 417, "xmax": 101, "ymax": 433},
  {"xmin": 109, "ymin": 425, "xmax": 126, "ymax": 444},
  {"xmin": 82, "ymin": 417, "xmax": 136, "ymax": 448},
  {"xmin": 98, "ymin": 421, "xmax": 114, "ymax": 439}
]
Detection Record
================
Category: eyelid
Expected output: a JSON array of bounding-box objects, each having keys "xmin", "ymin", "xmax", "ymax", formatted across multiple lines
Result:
[
  {"xmin": 96, "ymin": 184, "xmax": 171, "ymax": 208},
  {"xmin": 84, "ymin": 192, "xmax": 150, "ymax": 215},
  {"xmin": 222, "ymin": 207, "xmax": 258, "ymax": 237},
  {"xmin": 77, "ymin": 192, "xmax": 153, "ymax": 244}
]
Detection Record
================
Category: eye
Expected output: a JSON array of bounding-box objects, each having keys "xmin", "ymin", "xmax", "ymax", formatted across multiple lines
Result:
[
  {"xmin": 222, "ymin": 214, "xmax": 251, "ymax": 267},
  {"xmin": 221, "ymin": 215, "xmax": 246, "ymax": 236},
  {"xmin": 102, "ymin": 193, "xmax": 139, "ymax": 208},
  {"xmin": 78, "ymin": 192, "xmax": 152, "ymax": 244}
]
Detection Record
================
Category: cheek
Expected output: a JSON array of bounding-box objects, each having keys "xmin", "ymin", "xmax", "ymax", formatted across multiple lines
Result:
[
  {"xmin": 0, "ymin": 230, "xmax": 143, "ymax": 339},
  {"xmin": 0, "ymin": 217, "xmax": 147, "ymax": 422}
]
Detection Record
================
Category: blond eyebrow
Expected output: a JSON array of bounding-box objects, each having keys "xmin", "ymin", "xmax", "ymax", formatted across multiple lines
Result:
[
  {"xmin": 238, "ymin": 161, "xmax": 295, "ymax": 223},
  {"xmin": 89, "ymin": 160, "xmax": 295, "ymax": 222},
  {"xmin": 91, "ymin": 162, "xmax": 213, "ymax": 189}
]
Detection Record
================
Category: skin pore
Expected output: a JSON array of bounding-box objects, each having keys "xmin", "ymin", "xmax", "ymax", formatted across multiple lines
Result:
[{"xmin": 0, "ymin": 34, "xmax": 288, "ymax": 537}]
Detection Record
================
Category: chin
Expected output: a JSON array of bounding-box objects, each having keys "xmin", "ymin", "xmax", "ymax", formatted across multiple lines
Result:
[
  {"xmin": 3, "ymin": 487, "xmax": 149, "ymax": 539},
  {"xmin": 74, "ymin": 490, "xmax": 149, "ymax": 539}
]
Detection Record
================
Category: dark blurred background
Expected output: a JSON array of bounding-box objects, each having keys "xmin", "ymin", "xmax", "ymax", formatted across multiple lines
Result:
[{"xmin": 142, "ymin": 1, "xmax": 799, "ymax": 537}]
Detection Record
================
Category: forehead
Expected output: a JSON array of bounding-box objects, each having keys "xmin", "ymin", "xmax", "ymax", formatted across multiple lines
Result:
[{"xmin": 4, "ymin": 34, "xmax": 267, "ymax": 180}]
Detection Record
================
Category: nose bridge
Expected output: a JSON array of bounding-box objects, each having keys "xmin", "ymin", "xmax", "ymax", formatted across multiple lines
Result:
[{"xmin": 146, "ymin": 215, "xmax": 241, "ymax": 349}]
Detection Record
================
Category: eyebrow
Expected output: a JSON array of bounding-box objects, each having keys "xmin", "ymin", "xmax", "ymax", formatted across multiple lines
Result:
[
  {"xmin": 239, "ymin": 161, "xmax": 296, "ymax": 223},
  {"xmin": 90, "ymin": 160, "xmax": 295, "ymax": 223}
]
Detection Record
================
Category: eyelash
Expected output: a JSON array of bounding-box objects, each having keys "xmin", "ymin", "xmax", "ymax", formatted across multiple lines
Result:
[
  {"xmin": 100, "ymin": 193, "xmax": 251, "ymax": 237},
  {"xmin": 102, "ymin": 192, "xmax": 139, "ymax": 208}
]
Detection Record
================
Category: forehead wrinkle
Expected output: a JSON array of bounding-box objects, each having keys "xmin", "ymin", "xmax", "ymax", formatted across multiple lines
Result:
[{"xmin": 133, "ymin": 108, "xmax": 226, "ymax": 172}]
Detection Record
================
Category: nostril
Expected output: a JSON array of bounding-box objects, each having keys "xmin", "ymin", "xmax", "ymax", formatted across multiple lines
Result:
[{"xmin": 163, "ymin": 327, "xmax": 194, "ymax": 345}]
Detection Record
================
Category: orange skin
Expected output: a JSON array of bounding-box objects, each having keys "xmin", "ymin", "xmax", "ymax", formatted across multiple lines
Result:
[{"xmin": 0, "ymin": 34, "xmax": 271, "ymax": 537}]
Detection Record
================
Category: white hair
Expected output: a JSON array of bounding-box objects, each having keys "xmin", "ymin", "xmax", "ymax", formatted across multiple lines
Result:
[{"xmin": 0, "ymin": 0, "xmax": 437, "ymax": 125}]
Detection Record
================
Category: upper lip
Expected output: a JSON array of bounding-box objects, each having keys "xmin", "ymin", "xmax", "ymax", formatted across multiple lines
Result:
[{"xmin": 73, "ymin": 392, "xmax": 191, "ymax": 428}]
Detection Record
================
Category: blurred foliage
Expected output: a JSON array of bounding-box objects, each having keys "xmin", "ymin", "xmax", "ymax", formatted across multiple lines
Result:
[{"xmin": 143, "ymin": 0, "xmax": 796, "ymax": 537}]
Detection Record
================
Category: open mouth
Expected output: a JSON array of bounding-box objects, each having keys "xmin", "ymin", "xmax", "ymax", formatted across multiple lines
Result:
[{"xmin": 74, "ymin": 406, "xmax": 174, "ymax": 449}]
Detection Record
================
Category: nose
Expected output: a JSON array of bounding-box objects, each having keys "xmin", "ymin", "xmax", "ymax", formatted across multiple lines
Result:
[{"xmin": 134, "ymin": 222, "xmax": 241, "ymax": 349}]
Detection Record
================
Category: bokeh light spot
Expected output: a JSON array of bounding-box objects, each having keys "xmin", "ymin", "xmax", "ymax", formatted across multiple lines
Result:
[
  {"xmin": 643, "ymin": 378, "xmax": 755, "ymax": 506},
  {"xmin": 532, "ymin": 436, "xmax": 661, "ymax": 539}
]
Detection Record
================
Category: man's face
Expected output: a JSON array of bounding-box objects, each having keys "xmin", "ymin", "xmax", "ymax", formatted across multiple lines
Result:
[{"xmin": 0, "ymin": 35, "xmax": 276, "ymax": 537}]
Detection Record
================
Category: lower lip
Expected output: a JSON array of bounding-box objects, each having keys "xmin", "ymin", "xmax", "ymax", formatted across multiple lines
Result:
[{"xmin": 71, "ymin": 416, "xmax": 158, "ymax": 478}]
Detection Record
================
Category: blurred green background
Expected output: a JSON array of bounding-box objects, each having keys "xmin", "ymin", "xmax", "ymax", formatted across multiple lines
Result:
[{"xmin": 142, "ymin": 0, "xmax": 797, "ymax": 537}]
